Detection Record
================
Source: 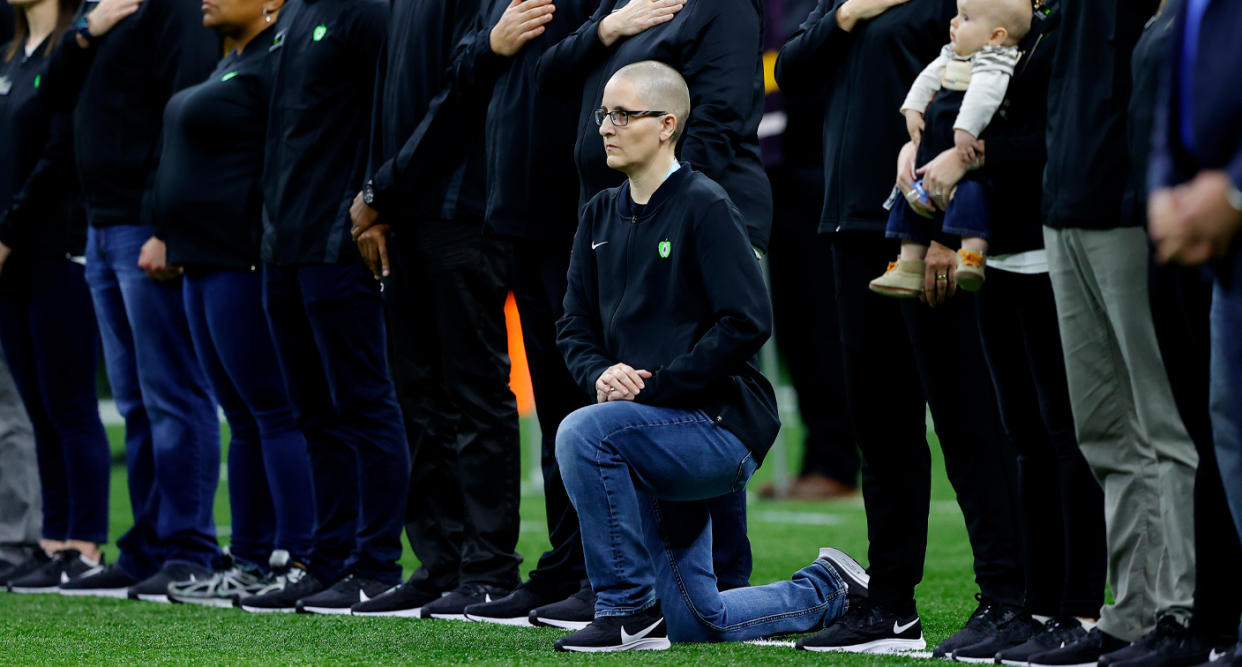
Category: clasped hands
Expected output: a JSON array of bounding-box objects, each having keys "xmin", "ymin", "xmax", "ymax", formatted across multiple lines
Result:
[{"xmin": 595, "ymin": 363, "xmax": 652, "ymax": 404}]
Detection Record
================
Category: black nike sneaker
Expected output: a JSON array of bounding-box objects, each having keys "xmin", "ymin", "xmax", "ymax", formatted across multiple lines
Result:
[
  {"xmin": 464, "ymin": 585, "xmax": 564, "ymax": 626},
  {"xmin": 238, "ymin": 560, "xmax": 322, "ymax": 613},
  {"xmin": 128, "ymin": 562, "xmax": 213, "ymax": 603},
  {"xmin": 995, "ymin": 617, "xmax": 1089, "ymax": 666},
  {"xmin": 58, "ymin": 562, "xmax": 139, "ymax": 599},
  {"xmin": 795, "ymin": 598, "xmax": 926, "ymax": 654},
  {"xmin": 933, "ymin": 594, "xmax": 1027, "ymax": 658},
  {"xmin": 554, "ymin": 601, "xmax": 670, "ymax": 653},
  {"xmin": 297, "ymin": 574, "xmax": 395, "ymax": 615},
  {"xmin": 950, "ymin": 612, "xmax": 1044, "ymax": 663},
  {"xmin": 1028, "ymin": 626, "xmax": 1130, "ymax": 667},
  {"xmin": 419, "ymin": 583, "xmax": 513, "ymax": 621},
  {"xmin": 8, "ymin": 550, "xmax": 101, "ymax": 594},
  {"xmin": 1101, "ymin": 616, "xmax": 1214, "ymax": 667},
  {"xmin": 0, "ymin": 550, "xmax": 50, "ymax": 587},
  {"xmin": 351, "ymin": 576, "xmax": 443, "ymax": 617},
  {"xmin": 529, "ymin": 585, "xmax": 596, "ymax": 631}
]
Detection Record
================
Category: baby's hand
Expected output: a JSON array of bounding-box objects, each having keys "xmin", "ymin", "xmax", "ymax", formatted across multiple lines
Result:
[
  {"xmin": 954, "ymin": 129, "xmax": 980, "ymax": 162},
  {"xmin": 905, "ymin": 110, "xmax": 924, "ymax": 145}
]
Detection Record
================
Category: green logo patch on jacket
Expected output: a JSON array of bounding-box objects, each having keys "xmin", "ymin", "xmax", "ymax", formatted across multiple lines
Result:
[{"xmin": 658, "ymin": 240, "xmax": 671, "ymax": 259}]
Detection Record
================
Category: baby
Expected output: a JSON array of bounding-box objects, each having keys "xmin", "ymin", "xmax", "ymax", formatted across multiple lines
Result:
[{"xmin": 870, "ymin": 0, "xmax": 1032, "ymax": 297}]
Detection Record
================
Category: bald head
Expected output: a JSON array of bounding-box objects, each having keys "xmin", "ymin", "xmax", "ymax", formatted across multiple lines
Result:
[
  {"xmin": 608, "ymin": 61, "xmax": 692, "ymax": 144},
  {"xmin": 987, "ymin": 0, "xmax": 1032, "ymax": 44}
]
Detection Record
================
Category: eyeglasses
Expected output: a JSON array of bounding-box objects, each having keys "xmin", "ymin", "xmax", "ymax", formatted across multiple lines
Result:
[{"xmin": 594, "ymin": 107, "xmax": 668, "ymax": 127}]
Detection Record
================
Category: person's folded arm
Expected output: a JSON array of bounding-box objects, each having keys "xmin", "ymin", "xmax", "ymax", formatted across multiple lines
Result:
[
  {"xmin": 556, "ymin": 203, "xmax": 616, "ymax": 398},
  {"xmin": 635, "ymin": 199, "xmax": 771, "ymax": 405},
  {"xmin": 534, "ymin": 2, "xmax": 613, "ymax": 99},
  {"xmin": 774, "ymin": 0, "xmax": 854, "ymax": 96}
]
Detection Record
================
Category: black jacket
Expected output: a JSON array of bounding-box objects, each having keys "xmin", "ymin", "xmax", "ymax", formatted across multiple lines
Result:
[
  {"xmin": 775, "ymin": 0, "xmax": 955, "ymax": 234},
  {"xmin": 157, "ymin": 30, "xmax": 275, "ymax": 270},
  {"xmin": 1124, "ymin": 2, "xmax": 1177, "ymax": 229},
  {"xmin": 367, "ymin": 0, "xmax": 489, "ymax": 226},
  {"xmin": 536, "ymin": 0, "xmax": 774, "ymax": 252},
  {"xmin": 262, "ymin": 0, "xmax": 387, "ymax": 265},
  {"xmin": 976, "ymin": 0, "xmax": 1061, "ymax": 255},
  {"xmin": 44, "ymin": 0, "xmax": 219, "ymax": 228},
  {"xmin": 557, "ymin": 163, "xmax": 780, "ymax": 458},
  {"xmin": 0, "ymin": 36, "xmax": 85, "ymax": 257},
  {"xmin": 1043, "ymin": 0, "xmax": 1158, "ymax": 229},
  {"xmin": 0, "ymin": 6, "xmax": 12, "ymax": 46}
]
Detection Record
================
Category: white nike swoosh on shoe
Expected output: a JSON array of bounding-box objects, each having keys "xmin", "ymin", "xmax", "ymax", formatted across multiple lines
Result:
[
  {"xmin": 360, "ymin": 590, "xmax": 370, "ymax": 603},
  {"xmin": 893, "ymin": 618, "xmax": 919, "ymax": 634},
  {"xmin": 484, "ymin": 594, "xmax": 492, "ymax": 603},
  {"xmin": 1210, "ymin": 649, "xmax": 1227, "ymax": 661},
  {"xmin": 621, "ymin": 618, "xmax": 663, "ymax": 644},
  {"xmin": 78, "ymin": 565, "xmax": 104, "ymax": 579},
  {"xmin": 591, "ymin": 241, "xmax": 608, "ymax": 250},
  {"xmin": 60, "ymin": 572, "xmax": 70, "ymax": 584}
]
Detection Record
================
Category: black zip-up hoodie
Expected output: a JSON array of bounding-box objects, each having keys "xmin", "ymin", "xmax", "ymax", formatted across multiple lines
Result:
[
  {"xmin": 0, "ymin": 36, "xmax": 86, "ymax": 257},
  {"xmin": 1043, "ymin": 0, "xmax": 1158, "ymax": 230},
  {"xmin": 775, "ymin": 0, "xmax": 955, "ymax": 235},
  {"xmin": 536, "ymin": 0, "xmax": 774, "ymax": 252},
  {"xmin": 367, "ymin": 0, "xmax": 488, "ymax": 226},
  {"xmin": 43, "ymin": 0, "xmax": 219, "ymax": 228},
  {"xmin": 557, "ymin": 162, "xmax": 780, "ymax": 458}
]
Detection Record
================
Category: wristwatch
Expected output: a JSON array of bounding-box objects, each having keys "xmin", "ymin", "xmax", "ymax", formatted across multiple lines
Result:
[
  {"xmin": 1227, "ymin": 180, "xmax": 1242, "ymax": 214},
  {"xmin": 75, "ymin": 17, "xmax": 94, "ymax": 44},
  {"xmin": 362, "ymin": 180, "xmax": 377, "ymax": 206}
]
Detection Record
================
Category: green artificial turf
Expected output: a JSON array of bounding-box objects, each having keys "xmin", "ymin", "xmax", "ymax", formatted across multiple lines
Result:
[{"xmin": 0, "ymin": 422, "xmax": 983, "ymax": 665}]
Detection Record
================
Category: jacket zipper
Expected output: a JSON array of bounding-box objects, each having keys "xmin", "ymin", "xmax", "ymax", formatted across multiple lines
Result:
[{"xmin": 607, "ymin": 216, "xmax": 637, "ymax": 345}]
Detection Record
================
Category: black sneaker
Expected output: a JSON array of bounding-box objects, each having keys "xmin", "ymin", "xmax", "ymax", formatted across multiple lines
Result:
[
  {"xmin": 553, "ymin": 601, "xmax": 670, "ymax": 653},
  {"xmin": 351, "ymin": 576, "xmax": 442, "ymax": 617},
  {"xmin": 0, "ymin": 550, "xmax": 51, "ymax": 586},
  {"xmin": 996, "ymin": 617, "xmax": 1090, "ymax": 666},
  {"xmin": 951, "ymin": 613, "xmax": 1044, "ymax": 663},
  {"xmin": 58, "ymin": 562, "xmax": 139, "ymax": 599},
  {"xmin": 817, "ymin": 547, "xmax": 870, "ymax": 598},
  {"xmin": 297, "ymin": 574, "xmax": 395, "ymax": 615},
  {"xmin": 464, "ymin": 585, "xmax": 561, "ymax": 626},
  {"xmin": 128, "ymin": 562, "xmax": 213, "ymax": 603},
  {"xmin": 933, "ymin": 594, "xmax": 1027, "ymax": 658},
  {"xmin": 419, "ymin": 583, "xmax": 512, "ymax": 621},
  {"xmin": 1102, "ymin": 616, "xmax": 1214, "ymax": 667},
  {"xmin": 796, "ymin": 598, "xmax": 926, "ymax": 654},
  {"xmin": 1029, "ymin": 626, "xmax": 1130, "ymax": 667},
  {"xmin": 1205, "ymin": 643, "xmax": 1242, "ymax": 666},
  {"xmin": 529, "ymin": 585, "xmax": 596, "ymax": 631},
  {"xmin": 238, "ymin": 561, "xmax": 322, "ymax": 613},
  {"xmin": 8, "ymin": 550, "xmax": 101, "ymax": 594}
]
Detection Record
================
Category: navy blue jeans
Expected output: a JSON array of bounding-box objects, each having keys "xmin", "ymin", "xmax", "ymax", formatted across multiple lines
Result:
[
  {"xmin": 0, "ymin": 258, "xmax": 110, "ymax": 544},
  {"xmin": 84, "ymin": 225, "xmax": 220, "ymax": 576},
  {"xmin": 183, "ymin": 269, "xmax": 315, "ymax": 567},
  {"xmin": 262, "ymin": 262, "xmax": 408, "ymax": 585},
  {"xmin": 885, "ymin": 178, "xmax": 991, "ymax": 245},
  {"xmin": 557, "ymin": 402, "xmax": 849, "ymax": 642}
]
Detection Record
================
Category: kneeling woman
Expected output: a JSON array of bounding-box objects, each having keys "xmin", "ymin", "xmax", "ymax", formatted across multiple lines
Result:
[{"xmin": 152, "ymin": 0, "xmax": 315, "ymax": 607}]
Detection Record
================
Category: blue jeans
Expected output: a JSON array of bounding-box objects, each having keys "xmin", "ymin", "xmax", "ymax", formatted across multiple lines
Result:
[
  {"xmin": 1211, "ymin": 251, "xmax": 1242, "ymax": 568},
  {"xmin": 262, "ymin": 262, "xmax": 409, "ymax": 585},
  {"xmin": 886, "ymin": 177, "xmax": 991, "ymax": 245},
  {"xmin": 0, "ymin": 258, "xmax": 110, "ymax": 543},
  {"xmin": 84, "ymin": 225, "xmax": 220, "ymax": 576},
  {"xmin": 556, "ymin": 402, "xmax": 849, "ymax": 642},
  {"xmin": 183, "ymin": 269, "xmax": 315, "ymax": 567}
]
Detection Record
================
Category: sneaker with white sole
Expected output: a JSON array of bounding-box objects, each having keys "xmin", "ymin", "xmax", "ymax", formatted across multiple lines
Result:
[
  {"xmin": 464, "ymin": 585, "xmax": 564, "ymax": 626},
  {"xmin": 8, "ymin": 550, "xmax": 101, "ymax": 594},
  {"xmin": 553, "ymin": 601, "xmax": 670, "ymax": 653},
  {"xmin": 817, "ymin": 547, "xmax": 869, "ymax": 599},
  {"xmin": 58, "ymin": 562, "xmax": 138, "ymax": 599},
  {"xmin": 869, "ymin": 258, "xmax": 926, "ymax": 298},
  {"xmin": 994, "ymin": 617, "xmax": 1089, "ymax": 666},
  {"xmin": 167, "ymin": 554, "xmax": 263, "ymax": 608},
  {"xmin": 795, "ymin": 598, "xmax": 926, "ymax": 654},
  {"xmin": 296, "ymin": 574, "xmax": 395, "ymax": 615},
  {"xmin": 529, "ymin": 585, "xmax": 595, "ymax": 631},
  {"xmin": 419, "ymin": 583, "xmax": 512, "ymax": 620},
  {"xmin": 128, "ymin": 562, "xmax": 212, "ymax": 603},
  {"xmin": 350, "ymin": 576, "xmax": 443, "ymax": 617},
  {"xmin": 1, "ymin": 550, "xmax": 51, "ymax": 587},
  {"xmin": 238, "ymin": 559, "xmax": 322, "ymax": 613}
]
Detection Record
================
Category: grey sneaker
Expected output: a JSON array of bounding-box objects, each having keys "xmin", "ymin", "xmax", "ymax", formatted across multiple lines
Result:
[{"xmin": 168, "ymin": 553, "xmax": 263, "ymax": 608}]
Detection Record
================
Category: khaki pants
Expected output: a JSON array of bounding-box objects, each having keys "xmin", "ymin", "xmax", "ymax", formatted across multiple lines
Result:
[
  {"xmin": 1044, "ymin": 226, "xmax": 1197, "ymax": 641},
  {"xmin": 0, "ymin": 348, "xmax": 40, "ymax": 564}
]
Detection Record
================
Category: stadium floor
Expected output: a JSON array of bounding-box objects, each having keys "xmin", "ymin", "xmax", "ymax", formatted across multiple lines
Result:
[{"xmin": 0, "ymin": 426, "xmax": 985, "ymax": 665}]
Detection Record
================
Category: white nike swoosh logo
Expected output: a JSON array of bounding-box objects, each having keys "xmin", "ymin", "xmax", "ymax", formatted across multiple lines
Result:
[
  {"xmin": 1210, "ymin": 649, "xmax": 1226, "ymax": 661},
  {"xmin": 484, "ymin": 594, "xmax": 492, "ymax": 603},
  {"xmin": 621, "ymin": 618, "xmax": 663, "ymax": 644},
  {"xmin": 893, "ymin": 618, "xmax": 919, "ymax": 634},
  {"xmin": 80, "ymin": 565, "xmax": 104, "ymax": 579},
  {"xmin": 60, "ymin": 572, "xmax": 70, "ymax": 584},
  {"xmin": 591, "ymin": 241, "xmax": 609, "ymax": 250},
  {"xmin": 360, "ymin": 590, "xmax": 371, "ymax": 603}
]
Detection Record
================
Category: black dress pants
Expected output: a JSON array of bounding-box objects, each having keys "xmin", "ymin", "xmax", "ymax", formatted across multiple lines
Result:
[
  {"xmin": 383, "ymin": 222, "xmax": 522, "ymax": 591},
  {"xmin": 831, "ymin": 231, "xmax": 1023, "ymax": 613},
  {"xmin": 767, "ymin": 166, "xmax": 859, "ymax": 485},
  {"xmin": 1149, "ymin": 260, "xmax": 1242, "ymax": 643},
  {"xmin": 977, "ymin": 269, "xmax": 1107, "ymax": 619}
]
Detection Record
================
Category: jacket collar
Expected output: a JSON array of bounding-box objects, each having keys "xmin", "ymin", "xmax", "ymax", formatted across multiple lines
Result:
[{"xmin": 618, "ymin": 160, "xmax": 692, "ymax": 220}]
